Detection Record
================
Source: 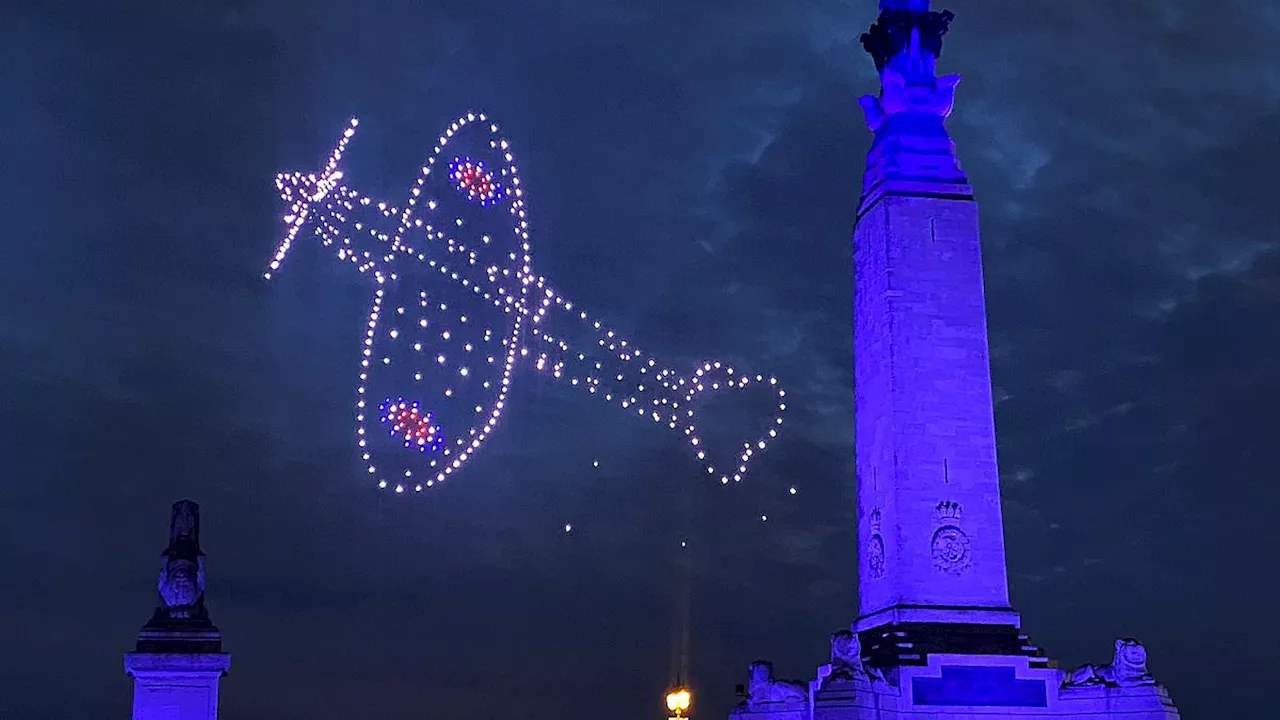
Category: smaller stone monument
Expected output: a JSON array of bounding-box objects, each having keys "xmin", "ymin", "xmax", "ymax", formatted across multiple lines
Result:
[{"xmin": 124, "ymin": 500, "xmax": 231, "ymax": 720}]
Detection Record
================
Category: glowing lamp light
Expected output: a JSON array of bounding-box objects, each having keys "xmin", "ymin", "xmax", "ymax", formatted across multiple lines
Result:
[
  {"xmin": 666, "ymin": 686, "xmax": 692, "ymax": 717},
  {"xmin": 266, "ymin": 113, "xmax": 788, "ymax": 494}
]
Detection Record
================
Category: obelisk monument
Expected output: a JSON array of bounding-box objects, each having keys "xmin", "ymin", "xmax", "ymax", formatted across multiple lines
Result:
[
  {"xmin": 852, "ymin": 0, "xmax": 1028, "ymax": 655},
  {"xmin": 729, "ymin": 1, "xmax": 1180, "ymax": 717},
  {"xmin": 124, "ymin": 500, "xmax": 231, "ymax": 720}
]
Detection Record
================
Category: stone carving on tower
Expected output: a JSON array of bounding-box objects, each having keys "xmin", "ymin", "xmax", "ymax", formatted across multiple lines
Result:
[
  {"xmin": 865, "ymin": 508, "xmax": 886, "ymax": 580},
  {"xmin": 929, "ymin": 501, "xmax": 970, "ymax": 576},
  {"xmin": 856, "ymin": 0, "xmax": 966, "ymax": 196}
]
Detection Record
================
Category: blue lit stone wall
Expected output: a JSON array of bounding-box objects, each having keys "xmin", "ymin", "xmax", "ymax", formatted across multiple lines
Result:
[{"xmin": 854, "ymin": 191, "xmax": 1012, "ymax": 617}]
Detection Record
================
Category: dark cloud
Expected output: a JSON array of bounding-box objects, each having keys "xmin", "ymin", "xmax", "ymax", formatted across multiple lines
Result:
[{"xmin": 1, "ymin": 0, "xmax": 1276, "ymax": 718}]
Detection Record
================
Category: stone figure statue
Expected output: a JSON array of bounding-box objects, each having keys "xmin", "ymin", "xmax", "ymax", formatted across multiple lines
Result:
[
  {"xmin": 1065, "ymin": 638, "xmax": 1157, "ymax": 688},
  {"xmin": 152, "ymin": 500, "xmax": 209, "ymax": 623},
  {"xmin": 745, "ymin": 661, "xmax": 807, "ymax": 707},
  {"xmin": 829, "ymin": 629, "xmax": 866, "ymax": 676},
  {"xmin": 817, "ymin": 629, "xmax": 887, "ymax": 687}
]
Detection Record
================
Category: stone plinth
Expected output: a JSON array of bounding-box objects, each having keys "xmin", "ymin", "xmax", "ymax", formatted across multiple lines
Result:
[
  {"xmin": 125, "ymin": 651, "xmax": 231, "ymax": 720},
  {"xmin": 732, "ymin": 652, "xmax": 1179, "ymax": 720}
]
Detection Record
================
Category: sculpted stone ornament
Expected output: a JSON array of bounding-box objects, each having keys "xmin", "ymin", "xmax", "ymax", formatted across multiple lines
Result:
[
  {"xmin": 858, "ymin": 68, "xmax": 959, "ymax": 133},
  {"xmin": 866, "ymin": 508, "xmax": 886, "ymax": 580},
  {"xmin": 856, "ymin": 1, "xmax": 967, "ymax": 191},
  {"xmin": 861, "ymin": 2, "xmax": 954, "ymax": 73},
  {"xmin": 830, "ymin": 630, "xmax": 867, "ymax": 677},
  {"xmin": 1065, "ymin": 638, "xmax": 1158, "ymax": 688},
  {"xmin": 150, "ymin": 500, "xmax": 210, "ymax": 625},
  {"xmin": 931, "ymin": 500, "xmax": 971, "ymax": 576},
  {"xmin": 816, "ymin": 630, "xmax": 889, "ymax": 689},
  {"xmin": 745, "ymin": 661, "xmax": 807, "ymax": 708},
  {"xmin": 858, "ymin": 24, "xmax": 960, "ymax": 135}
]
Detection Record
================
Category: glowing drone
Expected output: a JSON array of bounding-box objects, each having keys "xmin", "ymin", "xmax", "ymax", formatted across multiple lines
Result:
[{"xmin": 266, "ymin": 113, "xmax": 786, "ymax": 493}]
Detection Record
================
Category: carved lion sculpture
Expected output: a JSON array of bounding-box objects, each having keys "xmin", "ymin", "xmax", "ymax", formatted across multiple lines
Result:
[
  {"xmin": 1066, "ymin": 638, "xmax": 1156, "ymax": 688},
  {"xmin": 746, "ymin": 661, "xmax": 807, "ymax": 707},
  {"xmin": 830, "ymin": 630, "xmax": 866, "ymax": 675},
  {"xmin": 158, "ymin": 555, "xmax": 205, "ymax": 614},
  {"xmin": 823, "ymin": 629, "xmax": 888, "ymax": 687}
]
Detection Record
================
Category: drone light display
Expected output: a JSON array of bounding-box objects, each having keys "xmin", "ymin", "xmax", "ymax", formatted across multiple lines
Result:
[{"xmin": 266, "ymin": 113, "xmax": 787, "ymax": 494}]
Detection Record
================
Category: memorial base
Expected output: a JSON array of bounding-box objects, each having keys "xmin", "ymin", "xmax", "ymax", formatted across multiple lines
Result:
[
  {"xmin": 732, "ymin": 622, "xmax": 1179, "ymax": 720},
  {"xmin": 732, "ymin": 648, "xmax": 1179, "ymax": 720}
]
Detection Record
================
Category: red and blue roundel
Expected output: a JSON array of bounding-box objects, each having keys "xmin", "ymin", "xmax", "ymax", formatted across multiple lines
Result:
[{"xmin": 448, "ymin": 157, "xmax": 506, "ymax": 206}]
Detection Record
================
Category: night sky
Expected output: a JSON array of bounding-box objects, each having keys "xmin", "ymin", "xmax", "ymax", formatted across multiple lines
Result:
[{"xmin": 3, "ymin": 0, "xmax": 1278, "ymax": 718}]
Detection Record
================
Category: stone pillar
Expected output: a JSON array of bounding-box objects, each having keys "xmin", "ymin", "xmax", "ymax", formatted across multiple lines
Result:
[
  {"xmin": 726, "ymin": 3, "xmax": 1181, "ymax": 716},
  {"xmin": 124, "ymin": 500, "xmax": 231, "ymax": 720},
  {"xmin": 850, "ymin": 0, "xmax": 1049, "ymax": 668}
]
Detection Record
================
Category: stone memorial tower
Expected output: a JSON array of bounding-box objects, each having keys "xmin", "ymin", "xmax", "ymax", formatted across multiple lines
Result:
[
  {"xmin": 124, "ymin": 500, "xmax": 231, "ymax": 720},
  {"xmin": 730, "ymin": 2, "xmax": 1180, "ymax": 718}
]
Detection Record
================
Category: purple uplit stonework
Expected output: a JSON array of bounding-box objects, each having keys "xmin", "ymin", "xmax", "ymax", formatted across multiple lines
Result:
[
  {"xmin": 930, "ymin": 501, "xmax": 970, "ymax": 576},
  {"xmin": 866, "ymin": 508, "xmax": 886, "ymax": 580},
  {"xmin": 729, "ymin": 1, "xmax": 1181, "ymax": 717},
  {"xmin": 855, "ymin": 0, "xmax": 965, "ymax": 196},
  {"xmin": 912, "ymin": 666, "xmax": 1048, "ymax": 707}
]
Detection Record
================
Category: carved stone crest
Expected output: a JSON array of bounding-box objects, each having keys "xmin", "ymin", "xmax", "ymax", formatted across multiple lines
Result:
[
  {"xmin": 931, "ymin": 501, "xmax": 971, "ymax": 575},
  {"xmin": 866, "ymin": 508, "xmax": 886, "ymax": 580},
  {"xmin": 1065, "ymin": 638, "xmax": 1158, "ymax": 688},
  {"xmin": 857, "ymin": 0, "xmax": 958, "ymax": 135}
]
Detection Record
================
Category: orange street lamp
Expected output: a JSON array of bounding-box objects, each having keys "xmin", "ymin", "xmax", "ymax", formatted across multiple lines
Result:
[{"xmin": 666, "ymin": 684, "xmax": 692, "ymax": 719}]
